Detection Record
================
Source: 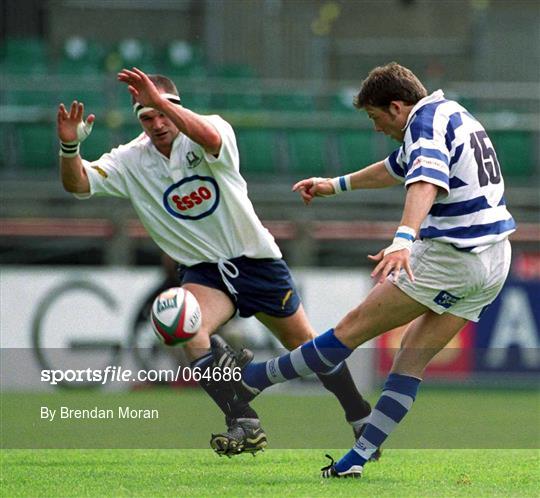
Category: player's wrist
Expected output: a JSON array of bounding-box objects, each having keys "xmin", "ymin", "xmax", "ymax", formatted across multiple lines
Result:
[
  {"xmin": 383, "ymin": 225, "xmax": 416, "ymax": 256},
  {"xmin": 59, "ymin": 141, "xmax": 80, "ymax": 158},
  {"xmin": 330, "ymin": 174, "xmax": 352, "ymax": 194},
  {"xmin": 58, "ymin": 119, "xmax": 94, "ymax": 157}
]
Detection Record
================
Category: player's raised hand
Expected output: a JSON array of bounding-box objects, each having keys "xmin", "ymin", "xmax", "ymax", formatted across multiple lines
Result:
[
  {"xmin": 57, "ymin": 101, "xmax": 95, "ymax": 143},
  {"xmin": 368, "ymin": 248, "xmax": 414, "ymax": 284},
  {"xmin": 292, "ymin": 177, "xmax": 334, "ymax": 205},
  {"xmin": 117, "ymin": 67, "xmax": 162, "ymax": 108}
]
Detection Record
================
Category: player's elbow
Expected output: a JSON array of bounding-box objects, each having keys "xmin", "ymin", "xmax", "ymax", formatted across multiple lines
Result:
[
  {"xmin": 61, "ymin": 175, "xmax": 90, "ymax": 194},
  {"xmin": 60, "ymin": 163, "xmax": 90, "ymax": 194},
  {"xmin": 62, "ymin": 181, "xmax": 81, "ymax": 194},
  {"xmin": 203, "ymin": 130, "xmax": 222, "ymax": 156},
  {"xmin": 62, "ymin": 181, "xmax": 77, "ymax": 194}
]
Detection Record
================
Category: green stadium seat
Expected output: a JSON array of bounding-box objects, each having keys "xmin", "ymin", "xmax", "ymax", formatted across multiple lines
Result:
[
  {"xmin": 490, "ymin": 131, "xmax": 535, "ymax": 179},
  {"xmin": 117, "ymin": 124, "xmax": 146, "ymax": 145},
  {"xmin": 211, "ymin": 64, "xmax": 257, "ymax": 79},
  {"xmin": 80, "ymin": 128, "xmax": 113, "ymax": 162},
  {"xmin": 57, "ymin": 57, "xmax": 102, "ymax": 77},
  {"xmin": 160, "ymin": 40, "xmax": 208, "ymax": 77},
  {"xmin": 56, "ymin": 36, "xmax": 107, "ymax": 75},
  {"xmin": 286, "ymin": 130, "xmax": 328, "ymax": 175},
  {"xmin": 125, "ymin": 123, "xmax": 144, "ymax": 140},
  {"xmin": 337, "ymin": 130, "xmax": 378, "ymax": 172},
  {"xmin": 458, "ymin": 98, "xmax": 477, "ymax": 114},
  {"xmin": 111, "ymin": 82, "xmax": 134, "ymax": 111},
  {"xmin": 173, "ymin": 64, "xmax": 208, "ymax": 77},
  {"xmin": 105, "ymin": 38, "xmax": 157, "ymax": 73},
  {"xmin": 182, "ymin": 92, "xmax": 213, "ymax": 112},
  {"xmin": 380, "ymin": 135, "xmax": 398, "ymax": 157},
  {"xmin": 1, "ymin": 37, "xmax": 49, "ymax": 74},
  {"xmin": 330, "ymin": 88, "xmax": 357, "ymax": 113},
  {"xmin": 15, "ymin": 124, "xmax": 56, "ymax": 170},
  {"xmin": 2, "ymin": 37, "xmax": 45, "ymax": 58},
  {"xmin": 58, "ymin": 89, "xmax": 104, "ymax": 113},
  {"xmin": 236, "ymin": 129, "xmax": 276, "ymax": 174},
  {"xmin": 0, "ymin": 124, "xmax": 13, "ymax": 170},
  {"xmin": 214, "ymin": 91, "xmax": 264, "ymax": 110},
  {"xmin": 265, "ymin": 93, "xmax": 314, "ymax": 112},
  {"xmin": 4, "ymin": 89, "xmax": 58, "ymax": 109}
]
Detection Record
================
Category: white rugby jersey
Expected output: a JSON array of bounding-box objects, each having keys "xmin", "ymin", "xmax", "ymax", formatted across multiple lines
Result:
[
  {"xmin": 76, "ymin": 114, "xmax": 282, "ymax": 265},
  {"xmin": 384, "ymin": 90, "xmax": 516, "ymax": 252}
]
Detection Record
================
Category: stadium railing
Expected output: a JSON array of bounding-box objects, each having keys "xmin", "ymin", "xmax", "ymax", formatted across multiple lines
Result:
[{"xmin": 1, "ymin": 178, "xmax": 539, "ymax": 267}]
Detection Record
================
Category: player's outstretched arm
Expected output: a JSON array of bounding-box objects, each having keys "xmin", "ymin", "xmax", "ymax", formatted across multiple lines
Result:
[
  {"xmin": 117, "ymin": 67, "xmax": 221, "ymax": 155},
  {"xmin": 348, "ymin": 161, "xmax": 401, "ymax": 189},
  {"xmin": 57, "ymin": 101, "xmax": 93, "ymax": 194},
  {"xmin": 292, "ymin": 161, "xmax": 400, "ymax": 205}
]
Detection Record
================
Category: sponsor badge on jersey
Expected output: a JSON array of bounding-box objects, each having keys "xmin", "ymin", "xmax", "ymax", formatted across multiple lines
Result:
[{"xmin": 163, "ymin": 175, "xmax": 220, "ymax": 220}]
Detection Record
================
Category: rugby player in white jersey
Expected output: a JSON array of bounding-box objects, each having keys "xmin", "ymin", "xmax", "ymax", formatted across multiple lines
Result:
[
  {"xmin": 56, "ymin": 67, "xmax": 377, "ymax": 457},
  {"xmin": 220, "ymin": 62, "xmax": 516, "ymax": 477}
]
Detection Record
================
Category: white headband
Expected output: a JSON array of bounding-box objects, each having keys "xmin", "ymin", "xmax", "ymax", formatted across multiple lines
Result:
[{"xmin": 133, "ymin": 93, "xmax": 181, "ymax": 118}]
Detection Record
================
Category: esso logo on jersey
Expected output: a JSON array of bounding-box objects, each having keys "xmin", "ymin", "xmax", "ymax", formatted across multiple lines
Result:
[{"xmin": 163, "ymin": 175, "xmax": 220, "ymax": 220}]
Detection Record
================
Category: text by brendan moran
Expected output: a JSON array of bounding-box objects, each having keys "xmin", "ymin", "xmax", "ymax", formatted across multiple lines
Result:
[{"xmin": 40, "ymin": 406, "xmax": 159, "ymax": 421}]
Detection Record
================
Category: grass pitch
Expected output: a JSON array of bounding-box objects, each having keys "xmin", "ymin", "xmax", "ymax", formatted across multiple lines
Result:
[
  {"xmin": 1, "ymin": 448, "xmax": 538, "ymax": 497},
  {"xmin": 2, "ymin": 387, "xmax": 538, "ymax": 449},
  {"xmin": 1, "ymin": 387, "xmax": 539, "ymax": 496}
]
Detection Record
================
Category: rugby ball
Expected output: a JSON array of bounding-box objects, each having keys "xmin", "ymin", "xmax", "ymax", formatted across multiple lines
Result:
[{"xmin": 151, "ymin": 287, "xmax": 202, "ymax": 345}]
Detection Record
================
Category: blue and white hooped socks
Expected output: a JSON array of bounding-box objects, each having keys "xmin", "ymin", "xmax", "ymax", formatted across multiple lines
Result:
[
  {"xmin": 334, "ymin": 373, "xmax": 422, "ymax": 473},
  {"xmin": 242, "ymin": 328, "xmax": 353, "ymax": 393}
]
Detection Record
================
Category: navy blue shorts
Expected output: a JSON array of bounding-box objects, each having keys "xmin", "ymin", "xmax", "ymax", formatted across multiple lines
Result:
[{"xmin": 179, "ymin": 256, "xmax": 301, "ymax": 318}]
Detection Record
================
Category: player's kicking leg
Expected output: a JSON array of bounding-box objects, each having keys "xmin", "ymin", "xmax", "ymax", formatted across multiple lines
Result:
[
  {"xmin": 256, "ymin": 307, "xmax": 381, "ymax": 452},
  {"xmin": 216, "ymin": 281, "xmax": 427, "ymax": 469},
  {"xmin": 211, "ymin": 310, "xmax": 381, "ymax": 459},
  {"xmin": 211, "ymin": 332, "xmax": 380, "ymax": 461},
  {"xmin": 225, "ymin": 282, "xmax": 423, "ymax": 398}
]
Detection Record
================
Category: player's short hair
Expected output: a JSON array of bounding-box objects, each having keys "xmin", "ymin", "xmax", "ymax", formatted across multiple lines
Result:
[
  {"xmin": 130, "ymin": 74, "xmax": 180, "ymax": 105},
  {"xmin": 148, "ymin": 74, "xmax": 179, "ymax": 95},
  {"xmin": 353, "ymin": 62, "xmax": 427, "ymax": 109}
]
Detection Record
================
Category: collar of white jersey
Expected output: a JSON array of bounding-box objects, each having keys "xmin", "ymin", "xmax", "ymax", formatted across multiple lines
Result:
[{"xmin": 402, "ymin": 89, "xmax": 445, "ymax": 131}]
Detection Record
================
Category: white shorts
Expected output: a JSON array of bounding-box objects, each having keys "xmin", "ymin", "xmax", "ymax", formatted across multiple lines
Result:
[{"xmin": 392, "ymin": 238, "xmax": 511, "ymax": 322}]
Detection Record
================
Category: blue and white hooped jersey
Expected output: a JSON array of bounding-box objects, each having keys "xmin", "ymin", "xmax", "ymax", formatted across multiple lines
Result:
[
  {"xmin": 384, "ymin": 90, "xmax": 516, "ymax": 253},
  {"xmin": 76, "ymin": 114, "xmax": 282, "ymax": 265}
]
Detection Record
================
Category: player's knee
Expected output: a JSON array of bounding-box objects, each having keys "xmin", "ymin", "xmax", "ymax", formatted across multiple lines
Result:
[
  {"xmin": 281, "ymin": 334, "xmax": 310, "ymax": 350},
  {"xmin": 182, "ymin": 328, "xmax": 211, "ymax": 355},
  {"xmin": 273, "ymin": 322, "xmax": 315, "ymax": 350}
]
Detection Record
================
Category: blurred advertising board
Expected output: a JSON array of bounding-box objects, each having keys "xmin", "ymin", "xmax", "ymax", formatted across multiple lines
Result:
[{"xmin": 0, "ymin": 267, "xmax": 375, "ymax": 392}]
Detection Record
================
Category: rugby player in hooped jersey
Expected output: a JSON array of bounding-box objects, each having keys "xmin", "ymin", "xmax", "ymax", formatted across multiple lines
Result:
[
  {"xmin": 221, "ymin": 62, "xmax": 516, "ymax": 478},
  {"xmin": 56, "ymin": 67, "xmax": 377, "ymax": 457}
]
